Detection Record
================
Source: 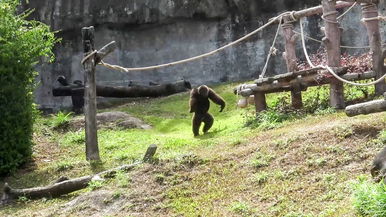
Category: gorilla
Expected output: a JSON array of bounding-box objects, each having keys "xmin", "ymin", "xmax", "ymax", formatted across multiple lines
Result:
[{"xmin": 189, "ymin": 85, "xmax": 226, "ymax": 136}]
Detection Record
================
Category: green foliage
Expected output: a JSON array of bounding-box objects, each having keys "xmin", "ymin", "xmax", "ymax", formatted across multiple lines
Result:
[
  {"xmin": 0, "ymin": 0, "xmax": 57, "ymax": 175},
  {"xmin": 51, "ymin": 111, "xmax": 73, "ymax": 129},
  {"xmin": 352, "ymin": 176, "xmax": 386, "ymax": 216},
  {"xmin": 88, "ymin": 179, "xmax": 104, "ymax": 191},
  {"xmin": 244, "ymin": 109, "xmax": 297, "ymax": 130},
  {"xmin": 229, "ymin": 201, "xmax": 254, "ymax": 216}
]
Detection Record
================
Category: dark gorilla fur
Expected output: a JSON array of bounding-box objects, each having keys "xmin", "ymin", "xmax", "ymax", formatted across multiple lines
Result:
[
  {"xmin": 189, "ymin": 85, "xmax": 226, "ymax": 136},
  {"xmin": 371, "ymin": 146, "xmax": 386, "ymax": 182}
]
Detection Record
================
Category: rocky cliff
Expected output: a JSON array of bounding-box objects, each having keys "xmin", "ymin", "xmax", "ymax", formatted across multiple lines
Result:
[{"xmin": 20, "ymin": 0, "xmax": 385, "ymax": 111}]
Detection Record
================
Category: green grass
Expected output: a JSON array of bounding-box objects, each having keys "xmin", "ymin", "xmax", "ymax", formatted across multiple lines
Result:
[
  {"xmin": 0, "ymin": 81, "xmax": 384, "ymax": 217},
  {"xmin": 352, "ymin": 176, "xmax": 386, "ymax": 217}
]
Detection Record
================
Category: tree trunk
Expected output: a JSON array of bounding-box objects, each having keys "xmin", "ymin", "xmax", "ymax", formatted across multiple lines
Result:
[
  {"xmin": 282, "ymin": 17, "xmax": 302, "ymax": 109},
  {"xmin": 345, "ymin": 94, "xmax": 386, "ymax": 116},
  {"xmin": 82, "ymin": 26, "xmax": 100, "ymax": 161},
  {"xmin": 1, "ymin": 144, "xmax": 157, "ymax": 203},
  {"xmin": 322, "ymin": 0, "xmax": 345, "ymax": 109},
  {"xmin": 361, "ymin": 3, "xmax": 386, "ymax": 95},
  {"xmin": 53, "ymin": 80, "xmax": 192, "ymax": 98}
]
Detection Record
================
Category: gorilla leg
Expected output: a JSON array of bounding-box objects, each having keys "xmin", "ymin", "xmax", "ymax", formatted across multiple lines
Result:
[
  {"xmin": 202, "ymin": 113, "xmax": 214, "ymax": 134},
  {"xmin": 192, "ymin": 113, "xmax": 203, "ymax": 136}
]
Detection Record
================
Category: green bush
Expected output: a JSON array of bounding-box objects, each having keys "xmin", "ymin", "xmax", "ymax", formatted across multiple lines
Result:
[
  {"xmin": 352, "ymin": 176, "xmax": 386, "ymax": 216},
  {"xmin": 0, "ymin": 0, "xmax": 57, "ymax": 175}
]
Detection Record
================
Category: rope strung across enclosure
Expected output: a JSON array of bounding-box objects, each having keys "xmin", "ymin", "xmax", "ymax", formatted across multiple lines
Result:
[
  {"xmin": 259, "ymin": 16, "xmax": 282, "ymax": 79},
  {"xmin": 299, "ymin": 17, "xmax": 386, "ymax": 87},
  {"xmin": 292, "ymin": 30, "xmax": 372, "ymax": 49},
  {"xmin": 337, "ymin": 2, "xmax": 357, "ymax": 20},
  {"xmin": 83, "ymin": 13, "xmax": 292, "ymax": 71}
]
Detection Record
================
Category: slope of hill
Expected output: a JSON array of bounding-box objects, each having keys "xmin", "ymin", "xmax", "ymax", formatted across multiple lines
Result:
[{"xmin": 0, "ymin": 83, "xmax": 385, "ymax": 216}]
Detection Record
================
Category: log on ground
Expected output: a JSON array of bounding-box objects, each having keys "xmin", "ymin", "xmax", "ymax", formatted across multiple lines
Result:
[
  {"xmin": 345, "ymin": 93, "xmax": 386, "ymax": 117},
  {"xmin": 1, "ymin": 145, "xmax": 157, "ymax": 204},
  {"xmin": 53, "ymin": 80, "xmax": 192, "ymax": 98}
]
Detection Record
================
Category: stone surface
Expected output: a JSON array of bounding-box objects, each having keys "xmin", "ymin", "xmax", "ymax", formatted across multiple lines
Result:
[{"xmin": 19, "ymin": 0, "xmax": 386, "ymax": 110}]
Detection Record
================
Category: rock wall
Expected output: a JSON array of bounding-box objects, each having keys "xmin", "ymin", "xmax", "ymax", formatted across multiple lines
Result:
[{"xmin": 20, "ymin": 0, "xmax": 386, "ymax": 111}]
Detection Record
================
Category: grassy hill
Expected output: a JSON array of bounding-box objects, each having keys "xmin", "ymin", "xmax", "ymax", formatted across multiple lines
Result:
[{"xmin": 0, "ymin": 82, "xmax": 385, "ymax": 216}]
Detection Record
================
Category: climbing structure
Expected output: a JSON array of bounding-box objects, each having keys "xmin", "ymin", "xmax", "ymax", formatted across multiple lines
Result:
[{"xmin": 235, "ymin": 0, "xmax": 386, "ymax": 113}]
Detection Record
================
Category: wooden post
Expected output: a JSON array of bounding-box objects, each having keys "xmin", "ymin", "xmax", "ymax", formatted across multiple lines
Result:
[
  {"xmin": 82, "ymin": 26, "xmax": 100, "ymax": 161},
  {"xmin": 322, "ymin": 0, "xmax": 345, "ymax": 109},
  {"xmin": 282, "ymin": 17, "xmax": 303, "ymax": 109},
  {"xmin": 361, "ymin": 3, "xmax": 386, "ymax": 95},
  {"xmin": 143, "ymin": 144, "xmax": 157, "ymax": 162},
  {"xmin": 254, "ymin": 92, "xmax": 267, "ymax": 112}
]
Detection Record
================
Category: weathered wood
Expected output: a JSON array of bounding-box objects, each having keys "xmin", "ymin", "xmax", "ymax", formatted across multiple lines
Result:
[
  {"xmin": 271, "ymin": 1, "xmax": 354, "ymax": 24},
  {"xmin": 143, "ymin": 144, "xmax": 157, "ymax": 162},
  {"xmin": 53, "ymin": 80, "xmax": 192, "ymax": 98},
  {"xmin": 254, "ymin": 67, "xmax": 346, "ymax": 85},
  {"xmin": 282, "ymin": 18, "xmax": 302, "ymax": 109},
  {"xmin": 322, "ymin": 0, "xmax": 345, "ymax": 109},
  {"xmin": 361, "ymin": 3, "xmax": 386, "ymax": 95},
  {"xmin": 95, "ymin": 41, "xmax": 117, "ymax": 64},
  {"xmin": 82, "ymin": 26, "xmax": 100, "ymax": 161},
  {"xmin": 0, "ymin": 144, "xmax": 158, "ymax": 203},
  {"xmin": 0, "ymin": 163, "xmax": 139, "ymax": 203},
  {"xmin": 236, "ymin": 71, "xmax": 376, "ymax": 97},
  {"xmin": 345, "ymin": 98, "xmax": 386, "ymax": 116},
  {"xmin": 344, "ymin": 0, "xmax": 379, "ymax": 3},
  {"xmin": 254, "ymin": 92, "xmax": 267, "ymax": 112}
]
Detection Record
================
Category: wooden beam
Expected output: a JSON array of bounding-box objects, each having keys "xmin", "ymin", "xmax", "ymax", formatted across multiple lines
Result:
[
  {"xmin": 344, "ymin": 0, "xmax": 379, "ymax": 3},
  {"xmin": 82, "ymin": 26, "xmax": 100, "ymax": 162},
  {"xmin": 237, "ymin": 71, "xmax": 376, "ymax": 97},
  {"xmin": 322, "ymin": 0, "xmax": 345, "ymax": 109},
  {"xmin": 254, "ymin": 92, "xmax": 267, "ymax": 112},
  {"xmin": 271, "ymin": 1, "xmax": 354, "ymax": 24},
  {"xmin": 361, "ymin": 3, "xmax": 386, "ymax": 95},
  {"xmin": 282, "ymin": 18, "xmax": 302, "ymax": 109},
  {"xmin": 345, "ymin": 98, "xmax": 386, "ymax": 116}
]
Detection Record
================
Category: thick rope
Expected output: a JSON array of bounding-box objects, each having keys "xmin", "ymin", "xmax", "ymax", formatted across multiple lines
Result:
[
  {"xmin": 321, "ymin": 11, "xmax": 339, "ymax": 24},
  {"xmin": 92, "ymin": 15, "xmax": 287, "ymax": 72},
  {"xmin": 259, "ymin": 16, "xmax": 282, "ymax": 79},
  {"xmin": 300, "ymin": 17, "xmax": 386, "ymax": 87},
  {"xmin": 362, "ymin": 16, "xmax": 386, "ymax": 22},
  {"xmin": 292, "ymin": 30, "xmax": 371, "ymax": 49},
  {"xmin": 337, "ymin": 2, "xmax": 357, "ymax": 20},
  {"xmin": 81, "ymin": 50, "xmax": 97, "ymax": 65}
]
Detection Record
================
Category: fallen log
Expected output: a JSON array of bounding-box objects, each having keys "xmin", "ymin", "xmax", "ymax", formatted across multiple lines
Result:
[
  {"xmin": 1, "ymin": 144, "xmax": 157, "ymax": 204},
  {"xmin": 53, "ymin": 79, "xmax": 192, "ymax": 98},
  {"xmin": 345, "ymin": 92, "xmax": 386, "ymax": 116}
]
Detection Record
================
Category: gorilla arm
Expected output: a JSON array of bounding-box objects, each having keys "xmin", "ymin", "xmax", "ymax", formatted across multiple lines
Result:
[
  {"xmin": 208, "ymin": 88, "xmax": 226, "ymax": 112},
  {"xmin": 189, "ymin": 88, "xmax": 198, "ymax": 113}
]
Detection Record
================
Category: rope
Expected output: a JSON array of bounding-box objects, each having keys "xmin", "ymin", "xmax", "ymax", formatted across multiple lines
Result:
[
  {"xmin": 259, "ymin": 16, "xmax": 282, "ymax": 79},
  {"xmin": 300, "ymin": 17, "xmax": 386, "ymax": 87},
  {"xmin": 362, "ymin": 16, "xmax": 386, "ymax": 22},
  {"xmin": 337, "ymin": 2, "xmax": 357, "ymax": 20},
  {"xmin": 321, "ymin": 11, "xmax": 339, "ymax": 24},
  {"xmin": 93, "ymin": 14, "xmax": 289, "ymax": 72},
  {"xmin": 292, "ymin": 30, "xmax": 371, "ymax": 49},
  {"xmin": 81, "ymin": 50, "xmax": 97, "ymax": 65}
]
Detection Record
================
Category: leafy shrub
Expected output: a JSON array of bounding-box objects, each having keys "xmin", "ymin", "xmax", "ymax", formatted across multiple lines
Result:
[
  {"xmin": 0, "ymin": 0, "xmax": 57, "ymax": 175},
  {"xmin": 352, "ymin": 176, "xmax": 386, "ymax": 216},
  {"xmin": 51, "ymin": 111, "xmax": 73, "ymax": 130},
  {"xmin": 244, "ymin": 109, "xmax": 297, "ymax": 130}
]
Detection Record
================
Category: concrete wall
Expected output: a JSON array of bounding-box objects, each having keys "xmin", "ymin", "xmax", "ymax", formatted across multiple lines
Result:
[{"xmin": 20, "ymin": 0, "xmax": 386, "ymax": 111}]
